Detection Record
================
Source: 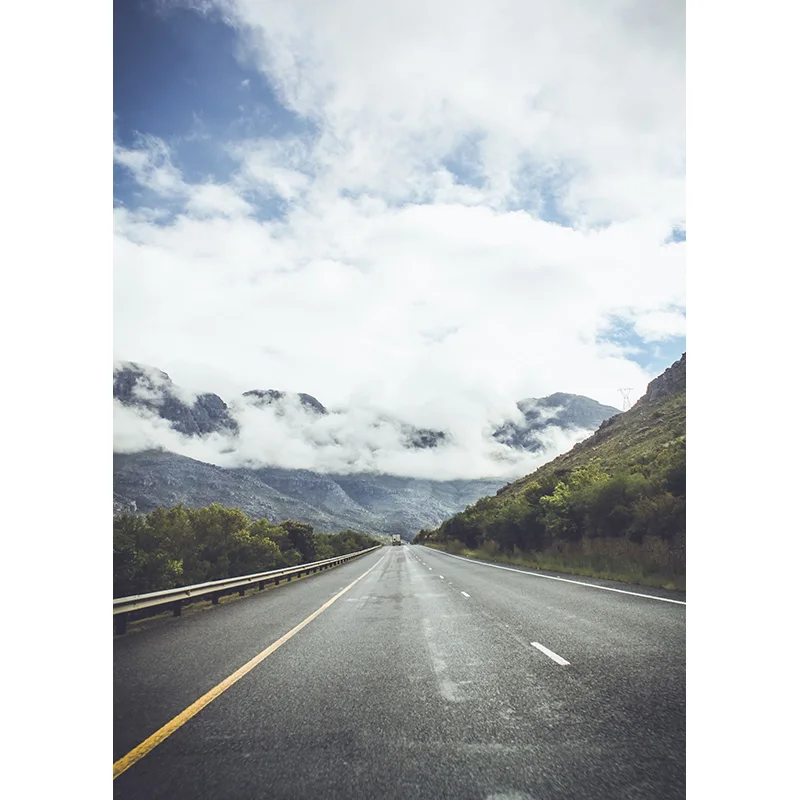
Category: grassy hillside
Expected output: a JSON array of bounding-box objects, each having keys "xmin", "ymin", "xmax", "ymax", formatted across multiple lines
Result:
[{"xmin": 414, "ymin": 355, "xmax": 686, "ymax": 589}]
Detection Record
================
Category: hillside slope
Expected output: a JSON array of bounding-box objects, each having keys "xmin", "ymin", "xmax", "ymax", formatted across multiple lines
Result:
[
  {"xmin": 415, "ymin": 354, "xmax": 686, "ymax": 588},
  {"xmin": 114, "ymin": 451, "xmax": 505, "ymax": 536}
]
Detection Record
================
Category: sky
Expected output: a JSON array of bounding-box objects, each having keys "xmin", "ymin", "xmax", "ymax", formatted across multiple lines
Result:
[{"xmin": 113, "ymin": 0, "xmax": 686, "ymax": 438}]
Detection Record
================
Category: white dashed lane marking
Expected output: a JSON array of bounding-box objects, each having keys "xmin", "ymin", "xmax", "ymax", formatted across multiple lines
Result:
[{"xmin": 531, "ymin": 642, "xmax": 570, "ymax": 666}]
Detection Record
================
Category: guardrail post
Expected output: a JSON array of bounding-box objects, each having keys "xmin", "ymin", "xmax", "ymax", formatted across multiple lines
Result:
[
  {"xmin": 274, "ymin": 577, "xmax": 281, "ymax": 585},
  {"xmin": 172, "ymin": 600, "xmax": 183, "ymax": 617},
  {"xmin": 238, "ymin": 587, "xmax": 246, "ymax": 597},
  {"xmin": 258, "ymin": 581, "xmax": 266, "ymax": 591},
  {"xmin": 115, "ymin": 614, "xmax": 128, "ymax": 636},
  {"xmin": 211, "ymin": 592, "xmax": 220, "ymax": 605}
]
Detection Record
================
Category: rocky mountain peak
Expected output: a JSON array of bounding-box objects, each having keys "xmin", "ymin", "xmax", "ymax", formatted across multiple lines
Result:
[
  {"xmin": 241, "ymin": 389, "xmax": 328, "ymax": 415},
  {"xmin": 494, "ymin": 392, "xmax": 620, "ymax": 451},
  {"xmin": 113, "ymin": 362, "xmax": 239, "ymax": 436},
  {"xmin": 638, "ymin": 353, "xmax": 686, "ymax": 406}
]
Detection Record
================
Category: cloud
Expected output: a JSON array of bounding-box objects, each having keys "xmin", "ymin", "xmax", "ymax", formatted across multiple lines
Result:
[
  {"xmin": 185, "ymin": 182, "xmax": 255, "ymax": 217},
  {"xmin": 229, "ymin": 137, "xmax": 313, "ymax": 200},
  {"xmin": 114, "ymin": 135, "xmax": 254, "ymax": 218},
  {"xmin": 114, "ymin": 135, "xmax": 184, "ymax": 195},
  {"xmin": 114, "ymin": 359, "xmax": 200, "ymax": 406},
  {"xmin": 200, "ymin": 0, "xmax": 684, "ymax": 223},
  {"xmin": 115, "ymin": 0, "xmax": 684, "ymax": 436},
  {"xmin": 113, "ymin": 391, "xmax": 598, "ymax": 481},
  {"xmin": 633, "ymin": 309, "xmax": 687, "ymax": 342}
]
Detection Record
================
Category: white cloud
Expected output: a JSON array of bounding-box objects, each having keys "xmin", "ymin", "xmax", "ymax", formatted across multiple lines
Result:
[
  {"xmin": 114, "ymin": 136, "xmax": 254, "ymax": 218},
  {"xmin": 114, "ymin": 195, "xmax": 682, "ymax": 410},
  {"xmin": 633, "ymin": 309, "xmax": 687, "ymax": 342},
  {"xmin": 113, "ymin": 392, "xmax": 599, "ymax": 481},
  {"xmin": 185, "ymin": 182, "xmax": 254, "ymax": 217},
  {"xmin": 115, "ymin": 0, "xmax": 685, "ymax": 464},
  {"xmin": 113, "ymin": 135, "xmax": 184, "ymax": 195},
  {"xmin": 229, "ymin": 138, "xmax": 313, "ymax": 200},
  {"xmin": 114, "ymin": 359, "xmax": 200, "ymax": 406},
  {"xmin": 207, "ymin": 0, "xmax": 685, "ymax": 224}
]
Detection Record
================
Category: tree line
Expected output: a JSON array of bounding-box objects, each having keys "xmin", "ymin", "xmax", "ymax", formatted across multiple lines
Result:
[
  {"xmin": 414, "ymin": 440, "xmax": 685, "ymax": 581},
  {"xmin": 114, "ymin": 503, "xmax": 380, "ymax": 598}
]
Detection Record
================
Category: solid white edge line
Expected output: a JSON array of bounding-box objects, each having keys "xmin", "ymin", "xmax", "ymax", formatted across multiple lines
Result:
[
  {"xmin": 461, "ymin": 591, "xmax": 470, "ymax": 598},
  {"xmin": 428, "ymin": 549, "xmax": 686, "ymax": 605},
  {"xmin": 532, "ymin": 642, "xmax": 570, "ymax": 666}
]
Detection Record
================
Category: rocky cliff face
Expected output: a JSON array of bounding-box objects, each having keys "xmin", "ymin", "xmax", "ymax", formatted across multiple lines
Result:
[
  {"xmin": 638, "ymin": 353, "xmax": 686, "ymax": 405},
  {"xmin": 114, "ymin": 362, "xmax": 238, "ymax": 435}
]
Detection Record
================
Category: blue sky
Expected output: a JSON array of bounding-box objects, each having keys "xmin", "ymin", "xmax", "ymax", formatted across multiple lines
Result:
[
  {"xmin": 114, "ymin": 0, "xmax": 313, "ymax": 208},
  {"xmin": 113, "ymin": 0, "xmax": 685, "ymax": 434},
  {"xmin": 597, "ymin": 315, "xmax": 686, "ymax": 373}
]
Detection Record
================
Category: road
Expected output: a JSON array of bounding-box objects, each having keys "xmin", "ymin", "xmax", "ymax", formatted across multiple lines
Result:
[{"xmin": 114, "ymin": 544, "xmax": 686, "ymax": 799}]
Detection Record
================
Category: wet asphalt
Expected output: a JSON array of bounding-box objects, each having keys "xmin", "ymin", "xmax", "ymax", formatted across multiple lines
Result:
[{"xmin": 114, "ymin": 544, "xmax": 685, "ymax": 799}]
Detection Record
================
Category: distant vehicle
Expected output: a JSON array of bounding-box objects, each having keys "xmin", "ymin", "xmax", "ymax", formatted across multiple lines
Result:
[{"xmin": 391, "ymin": 534, "xmax": 402, "ymax": 546}]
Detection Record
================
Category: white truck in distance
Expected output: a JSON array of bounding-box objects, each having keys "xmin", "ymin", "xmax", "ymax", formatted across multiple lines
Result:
[{"xmin": 391, "ymin": 534, "xmax": 402, "ymax": 546}]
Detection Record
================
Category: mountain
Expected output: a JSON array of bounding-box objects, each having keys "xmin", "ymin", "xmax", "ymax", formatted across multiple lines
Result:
[
  {"xmin": 113, "ymin": 451, "xmax": 339, "ymax": 529},
  {"xmin": 498, "ymin": 353, "xmax": 685, "ymax": 491},
  {"xmin": 114, "ymin": 362, "xmax": 454, "ymax": 452},
  {"xmin": 114, "ymin": 451, "xmax": 505, "ymax": 536},
  {"xmin": 114, "ymin": 362, "xmax": 238, "ymax": 436},
  {"xmin": 113, "ymin": 361, "xmax": 622, "ymax": 537},
  {"xmin": 415, "ymin": 354, "xmax": 686, "ymax": 587},
  {"xmin": 493, "ymin": 393, "xmax": 621, "ymax": 451},
  {"xmin": 241, "ymin": 389, "xmax": 328, "ymax": 415},
  {"xmin": 114, "ymin": 362, "xmax": 618, "ymax": 457}
]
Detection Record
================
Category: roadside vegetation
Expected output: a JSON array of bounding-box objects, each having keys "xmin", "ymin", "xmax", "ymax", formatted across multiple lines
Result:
[
  {"xmin": 415, "ymin": 358, "xmax": 686, "ymax": 590},
  {"xmin": 113, "ymin": 503, "xmax": 380, "ymax": 597}
]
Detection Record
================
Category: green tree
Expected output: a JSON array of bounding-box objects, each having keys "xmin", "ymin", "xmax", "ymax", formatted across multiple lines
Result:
[
  {"xmin": 314, "ymin": 534, "xmax": 335, "ymax": 560},
  {"xmin": 113, "ymin": 514, "xmax": 183, "ymax": 597},
  {"xmin": 185, "ymin": 504, "xmax": 251, "ymax": 580},
  {"xmin": 229, "ymin": 527, "xmax": 283, "ymax": 575},
  {"xmin": 280, "ymin": 520, "xmax": 318, "ymax": 562}
]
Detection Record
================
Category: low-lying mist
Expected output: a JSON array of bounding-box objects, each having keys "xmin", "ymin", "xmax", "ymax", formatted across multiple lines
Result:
[{"xmin": 113, "ymin": 391, "xmax": 595, "ymax": 482}]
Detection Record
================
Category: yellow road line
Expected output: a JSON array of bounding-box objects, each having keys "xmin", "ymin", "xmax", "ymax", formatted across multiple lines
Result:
[{"xmin": 113, "ymin": 553, "xmax": 386, "ymax": 780}]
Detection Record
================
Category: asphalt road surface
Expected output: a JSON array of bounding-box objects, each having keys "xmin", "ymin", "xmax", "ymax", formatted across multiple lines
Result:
[{"xmin": 114, "ymin": 544, "xmax": 686, "ymax": 799}]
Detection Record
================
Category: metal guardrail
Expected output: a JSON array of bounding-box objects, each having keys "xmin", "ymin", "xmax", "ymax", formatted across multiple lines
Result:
[{"xmin": 113, "ymin": 545, "xmax": 383, "ymax": 635}]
